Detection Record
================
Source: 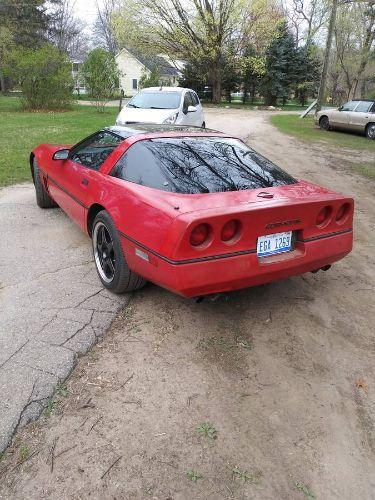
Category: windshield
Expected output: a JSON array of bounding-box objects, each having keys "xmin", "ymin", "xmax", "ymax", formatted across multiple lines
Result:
[
  {"xmin": 111, "ymin": 137, "xmax": 297, "ymax": 193},
  {"xmin": 127, "ymin": 91, "xmax": 182, "ymax": 110}
]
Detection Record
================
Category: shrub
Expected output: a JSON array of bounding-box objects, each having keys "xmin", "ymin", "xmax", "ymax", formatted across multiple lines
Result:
[
  {"xmin": 9, "ymin": 44, "xmax": 73, "ymax": 110},
  {"xmin": 81, "ymin": 49, "xmax": 120, "ymax": 112}
]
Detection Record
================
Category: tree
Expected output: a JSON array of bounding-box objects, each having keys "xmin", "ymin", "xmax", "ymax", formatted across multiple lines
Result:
[
  {"xmin": 288, "ymin": 0, "xmax": 329, "ymax": 45},
  {"xmin": 221, "ymin": 45, "xmax": 241, "ymax": 102},
  {"xmin": 334, "ymin": 1, "xmax": 375, "ymax": 100},
  {"xmin": 0, "ymin": 26, "xmax": 13, "ymax": 92},
  {"xmin": 261, "ymin": 21, "xmax": 299, "ymax": 106},
  {"xmin": 315, "ymin": 0, "xmax": 338, "ymax": 113},
  {"xmin": 8, "ymin": 44, "xmax": 73, "ymax": 109},
  {"xmin": 81, "ymin": 48, "xmax": 120, "ymax": 111},
  {"xmin": 48, "ymin": 0, "xmax": 86, "ymax": 57},
  {"xmin": 113, "ymin": 0, "xmax": 240, "ymax": 103},
  {"xmin": 295, "ymin": 42, "xmax": 321, "ymax": 105},
  {"xmin": 240, "ymin": 44, "xmax": 266, "ymax": 103},
  {"xmin": 93, "ymin": 0, "xmax": 119, "ymax": 54},
  {"xmin": 0, "ymin": 0, "xmax": 50, "ymax": 48},
  {"xmin": 139, "ymin": 66, "xmax": 161, "ymax": 88}
]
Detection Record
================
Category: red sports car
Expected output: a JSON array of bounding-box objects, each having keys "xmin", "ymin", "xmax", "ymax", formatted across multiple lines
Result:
[{"xmin": 31, "ymin": 124, "xmax": 353, "ymax": 297}]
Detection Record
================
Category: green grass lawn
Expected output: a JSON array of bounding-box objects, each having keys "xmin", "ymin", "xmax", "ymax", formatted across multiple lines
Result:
[
  {"xmin": 204, "ymin": 99, "xmax": 309, "ymax": 111},
  {"xmin": 0, "ymin": 96, "xmax": 118, "ymax": 186},
  {"xmin": 271, "ymin": 114, "xmax": 375, "ymax": 153}
]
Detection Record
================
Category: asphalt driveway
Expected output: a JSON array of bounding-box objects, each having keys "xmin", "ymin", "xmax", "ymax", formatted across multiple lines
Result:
[{"xmin": 0, "ymin": 184, "xmax": 127, "ymax": 452}]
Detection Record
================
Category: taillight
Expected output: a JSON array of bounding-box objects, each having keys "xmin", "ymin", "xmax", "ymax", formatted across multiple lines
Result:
[
  {"xmin": 336, "ymin": 203, "xmax": 350, "ymax": 224},
  {"xmin": 221, "ymin": 219, "xmax": 241, "ymax": 242},
  {"xmin": 316, "ymin": 206, "xmax": 332, "ymax": 227},
  {"xmin": 190, "ymin": 223, "xmax": 211, "ymax": 246}
]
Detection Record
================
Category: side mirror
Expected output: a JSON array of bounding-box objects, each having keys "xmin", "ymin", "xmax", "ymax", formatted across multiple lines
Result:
[
  {"xmin": 53, "ymin": 149, "xmax": 69, "ymax": 161},
  {"xmin": 338, "ymin": 105, "xmax": 343, "ymax": 111},
  {"xmin": 187, "ymin": 105, "xmax": 196, "ymax": 113}
]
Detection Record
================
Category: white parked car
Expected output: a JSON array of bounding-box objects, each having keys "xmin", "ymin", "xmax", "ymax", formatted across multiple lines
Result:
[{"xmin": 116, "ymin": 87, "xmax": 205, "ymax": 128}]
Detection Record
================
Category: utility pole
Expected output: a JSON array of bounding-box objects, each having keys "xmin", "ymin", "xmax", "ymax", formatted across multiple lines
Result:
[{"xmin": 315, "ymin": 0, "xmax": 339, "ymax": 114}]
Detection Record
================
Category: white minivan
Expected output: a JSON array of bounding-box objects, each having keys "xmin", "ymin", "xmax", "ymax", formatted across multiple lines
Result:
[{"xmin": 116, "ymin": 87, "xmax": 205, "ymax": 128}]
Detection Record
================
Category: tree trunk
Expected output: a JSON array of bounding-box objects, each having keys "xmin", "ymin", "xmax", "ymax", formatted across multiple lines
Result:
[
  {"xmin": 211, "ymin": 61, "xmax": 221, "ymax": 104},
  {"xmin": 251, "ymin": 82, "xmax": 256, "ymax": 104},
  {"xmin": 315, "ymin": 0, "xmax": 338, "ymax": 115},
  {"xmin": 0, "ymin": 72, "xmax": 6, "ymax": 93},
  {"xmin": 265, "ymin": 94, "xmax": 277, "ymax": 106}
]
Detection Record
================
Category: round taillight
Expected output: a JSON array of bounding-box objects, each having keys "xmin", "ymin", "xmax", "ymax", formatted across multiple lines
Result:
[
  {"xmin": 221, "ymin": 219, "xmax": 241, "ymax": 242},
  {"xmin": 336, "ymin": 203, "xmax": 350, "ymax": 223},
  {"xmin": 190, "ymin": 223, "xmax": 210, "ymax": 246},
  {"xmin": 316, "ymin": 206, "xmax": 332, "ymax": 227}
]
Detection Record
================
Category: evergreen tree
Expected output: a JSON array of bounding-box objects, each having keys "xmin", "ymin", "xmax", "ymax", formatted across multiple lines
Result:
[
  {"xmin": 0, "ymin": 0, "xmax": 51, "ymax": 48},
  {"xmin": 295, "ymin": 42, "xmax": 322, "ymax": 105},
  {"xmin": 261, "ymin": 21, "xmax": 299, "ymax": 106}
]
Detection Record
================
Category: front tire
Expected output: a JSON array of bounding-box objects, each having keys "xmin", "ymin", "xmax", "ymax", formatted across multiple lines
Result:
[
  {"xmin": 92, "ymin": 211, "xmax": 146, "ymax": 294},
  {"xmin": 319, "ymin": 116, "xmax": 330, "ymax": 131},
  {"xmin": 365, "ymin": 123, "xmax": 375, "ymax": 140},
  {"xmin": 33, "ymin": 160, "xmax": 58, "ymax": 209}
]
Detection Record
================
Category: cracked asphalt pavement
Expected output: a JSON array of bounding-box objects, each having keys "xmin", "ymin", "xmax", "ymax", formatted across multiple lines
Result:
[{"xmin": 0, "ymin": 184, "xmax": 128, "ymax": 452}]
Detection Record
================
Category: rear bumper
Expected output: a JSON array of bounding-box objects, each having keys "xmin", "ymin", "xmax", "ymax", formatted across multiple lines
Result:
[{"xmin": 121, "ymin": 230, "xmax": 353, "ymax": 297}]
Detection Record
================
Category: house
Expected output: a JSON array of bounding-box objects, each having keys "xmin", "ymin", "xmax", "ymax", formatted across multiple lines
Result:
[{"xmin": 115, "ymin": 48, "xmax": 181, "ymax": 96}]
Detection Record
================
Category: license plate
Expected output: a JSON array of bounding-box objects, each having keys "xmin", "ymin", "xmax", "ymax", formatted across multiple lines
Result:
[{"xmin": 257, "ymin": 231, "xmax": 292, "ymax": 257}]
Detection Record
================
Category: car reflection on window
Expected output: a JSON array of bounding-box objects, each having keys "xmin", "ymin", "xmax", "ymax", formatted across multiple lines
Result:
[{"xmin": 112, "ymin": 137, "xmax": 296, "ymax": 193}]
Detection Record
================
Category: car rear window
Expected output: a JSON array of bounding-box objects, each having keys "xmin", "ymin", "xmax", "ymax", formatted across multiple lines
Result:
[{"xmin": 111, "ymin": 137, "xmax": 296, "ymax": 193}]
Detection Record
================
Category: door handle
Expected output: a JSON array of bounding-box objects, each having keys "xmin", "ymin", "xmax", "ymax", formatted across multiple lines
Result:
[{"xmin": 81, "ymin": 178, "xmax": 89, "ymax": 186}]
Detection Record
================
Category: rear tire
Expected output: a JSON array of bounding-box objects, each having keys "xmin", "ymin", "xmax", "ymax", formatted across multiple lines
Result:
[
  {"xmin": 319, "ymin": 116, "xmax": 330, "ymax": 131},
  {"xmin": 33, "ymin": 160, "xmax": 58, "ymax": 209},
  {"xmin": 92, "ymin": 210, "xmax": 146, "ymax": 294},
  {"xmin": 365, "ymin": 123, "xmax": 375, "ymax": 140}
]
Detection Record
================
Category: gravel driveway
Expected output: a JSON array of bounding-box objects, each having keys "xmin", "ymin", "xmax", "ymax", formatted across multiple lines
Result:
[{"xmin": 0, "ymin": 109, "xmax": 374, "ymax": 499}]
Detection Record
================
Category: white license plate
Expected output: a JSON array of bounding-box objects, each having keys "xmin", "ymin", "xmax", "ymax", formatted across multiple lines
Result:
[{"xmin": 257, "ymin": 231, "xmax": 293, "ymax": 257}]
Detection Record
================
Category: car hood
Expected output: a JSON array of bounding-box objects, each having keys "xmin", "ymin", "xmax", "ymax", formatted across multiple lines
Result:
[{"xmin": 116, "ymin": 107, "xmax": 178, "ymax": 125}]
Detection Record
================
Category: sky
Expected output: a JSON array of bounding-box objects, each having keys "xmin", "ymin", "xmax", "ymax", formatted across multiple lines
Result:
[{"xmin": 73, "ymin": 0, "xmax": 102, "ymax": 27}]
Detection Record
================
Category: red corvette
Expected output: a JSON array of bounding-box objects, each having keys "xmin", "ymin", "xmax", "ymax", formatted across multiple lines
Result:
[{"xmin": 31, "ymin": 124, "xmax": 353, "ymax": 297}]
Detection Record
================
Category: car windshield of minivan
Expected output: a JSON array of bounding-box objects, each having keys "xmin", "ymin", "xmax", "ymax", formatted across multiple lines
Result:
[{"xmin": 128, "ymin": 92, "xmax": 182, "ymax": 110}]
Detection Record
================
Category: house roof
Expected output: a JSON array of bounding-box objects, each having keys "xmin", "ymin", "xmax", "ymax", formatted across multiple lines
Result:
[{"xmin": 117, "ymin": 48, "xmax": 180, "ymax": 77}]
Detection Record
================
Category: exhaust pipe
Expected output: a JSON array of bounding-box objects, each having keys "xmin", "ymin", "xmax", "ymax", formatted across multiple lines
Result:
[{"xmin": 311, "ymin": 264, "xmax": 332, "ymax": 274}]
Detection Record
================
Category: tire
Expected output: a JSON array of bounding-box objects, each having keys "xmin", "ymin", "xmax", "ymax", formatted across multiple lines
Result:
[
  {"xmin": 319, "ymin": 116, "xmax": 330, "ymax": 131},
  {"xmin": 92, "ymin": 210, "xmax": 146, "ymax": 294},
  {"xmin": 33, "ymin": 160, "xmax": 58, "ymax": 208},
  {"xmin": 365, "ymin": 123, "xmax": 375, "ymax": 140}
]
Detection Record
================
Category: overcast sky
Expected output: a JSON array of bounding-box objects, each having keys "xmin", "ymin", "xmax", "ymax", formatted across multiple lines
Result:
[{"xmin": 73, "ymin": 0, "xmax": 101, "ymax": 27}]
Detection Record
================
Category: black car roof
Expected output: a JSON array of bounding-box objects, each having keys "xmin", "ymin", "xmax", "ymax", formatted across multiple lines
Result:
[{"xmin": 106, "ymin": 124, "xmax": 218, "ymax": 139}]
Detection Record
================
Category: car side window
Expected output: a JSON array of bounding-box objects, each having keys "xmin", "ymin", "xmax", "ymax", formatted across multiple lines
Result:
[
  {"xmin": 111, "ymin": 142, "xmax": 170, "ymax": 190},
  {"xmin": 70, "ymin": 131, "xmax": 123, "ymax": 171},
  {"xmin": 183, "ymin": 92, "xmax": 192, "ymax": 110},
  {"xmin": 354, "ymin": 101, "xmax": 372, "ymax": 113},
  {"xmin": 341, "ymin": 101, "xmax": 358, "ymax": 112},
  {"xmin": 190, "ymin": 91, "xmax": 199, "ymax": 106}
]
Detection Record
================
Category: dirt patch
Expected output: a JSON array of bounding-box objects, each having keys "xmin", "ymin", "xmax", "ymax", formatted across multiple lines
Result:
[{"xmin": 0, "ymin": 110, "xmax": 374, "ymax": 499}]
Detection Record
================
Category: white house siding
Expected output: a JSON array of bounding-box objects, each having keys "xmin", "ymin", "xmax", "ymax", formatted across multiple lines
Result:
[{"xmin": 115, "ymin": 49, "xmax": 150, "ymax": 97}]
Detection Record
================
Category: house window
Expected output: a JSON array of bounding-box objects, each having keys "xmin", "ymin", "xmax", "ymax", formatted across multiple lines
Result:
[{"xmin": 132, "ymin": 79, "xmax": 138, "ymax": 90}]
